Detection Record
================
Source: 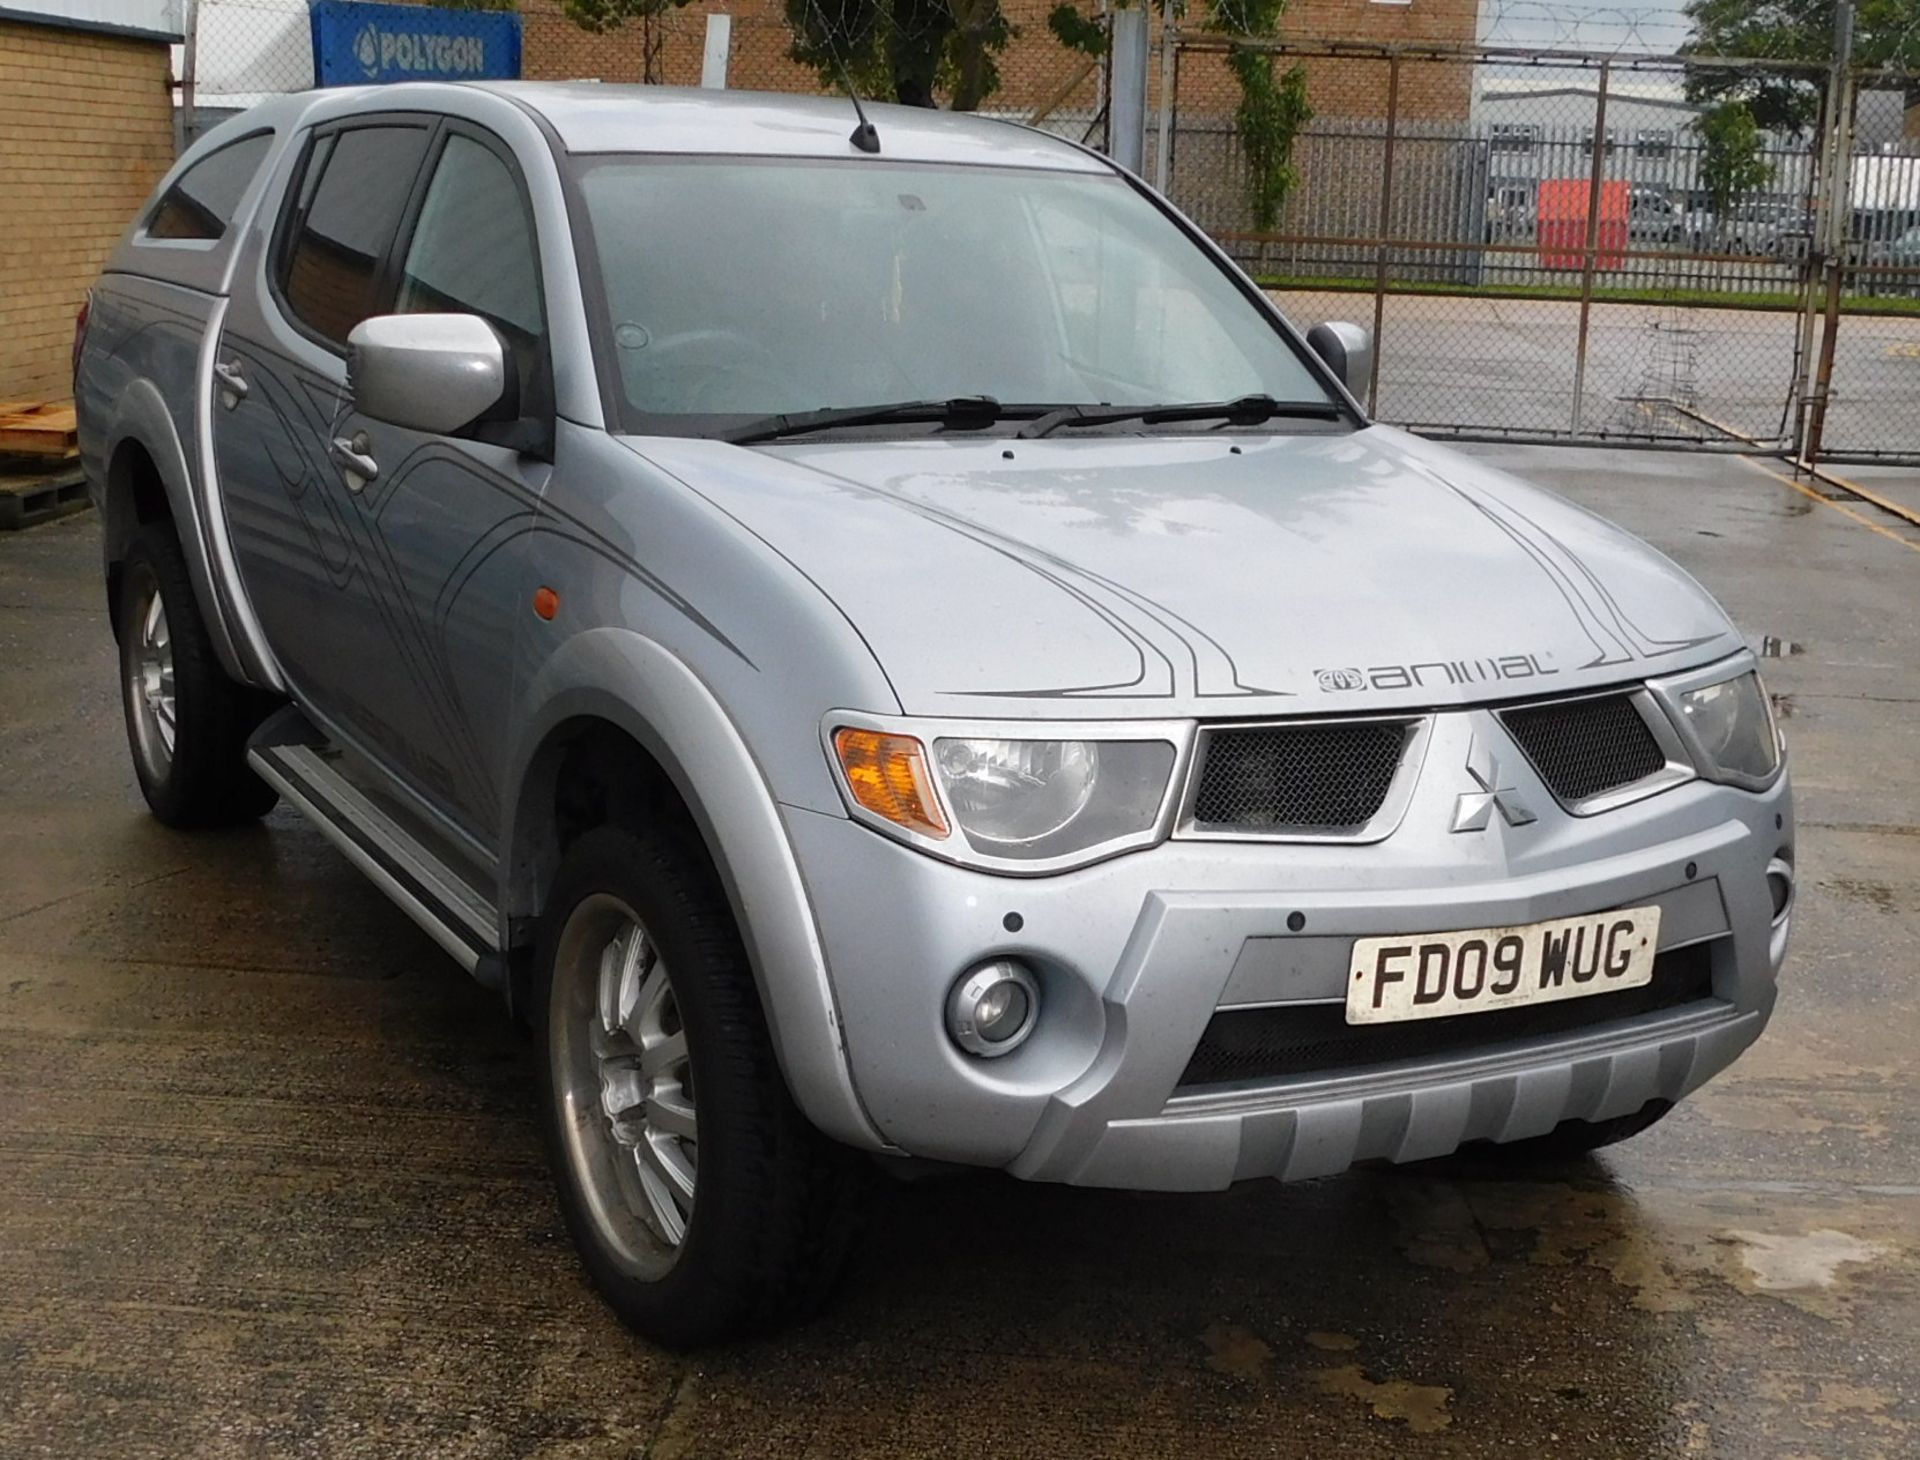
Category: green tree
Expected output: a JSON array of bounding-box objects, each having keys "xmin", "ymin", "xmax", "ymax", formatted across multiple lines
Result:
[
  {"xmin": 1682, "ymin": 0, "xmax": 1920, "ymax": 134},
  {"xmin": 785, "ymin": 0, "xmax": 1009, "ymax": 111},
  {"xmin": 1211, "ymin": 0, "xmax": 1310, "ymax": 228},
  {"xmin": 1698, "ymin": 101, "xmax": 1775, "ymax": 219},
  {"xmin": 561, "ymin": 0, "xmax": 694, "ymax": 82}
]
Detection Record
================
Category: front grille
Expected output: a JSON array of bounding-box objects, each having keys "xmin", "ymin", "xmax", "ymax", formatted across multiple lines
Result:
[
  {"xmin": 1189, "ymin": 720, "xmax": 1412, "ymax": 832},
  {"xmin": 1500, "ymin": 692, "xmax": 1668, "ymax": 804},
  {"xmin": 1177, "ymin": 941, "xmax": 1718, "ymax": 1091}
]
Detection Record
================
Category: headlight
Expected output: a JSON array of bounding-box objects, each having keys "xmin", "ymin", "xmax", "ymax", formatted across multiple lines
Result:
[
  {"xmin": 1661, "ymin": 667, "xmax": 1782, "ymax": 788},
  {"xmin": 829, "ymin": 722, "xmax": 1181, "ymax": 870},
  {"xmin": 934, "ymin": 738, "xmax": 1098, "ymax": 846}
]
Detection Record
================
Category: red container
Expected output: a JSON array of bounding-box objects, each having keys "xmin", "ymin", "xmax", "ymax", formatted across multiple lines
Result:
[{"xmin": 1537, "ymin": 178, "xmax": 1628, "ymax": 270}]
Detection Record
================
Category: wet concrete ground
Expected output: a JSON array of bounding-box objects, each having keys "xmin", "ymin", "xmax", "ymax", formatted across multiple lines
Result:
[{"xmin": 2, "ymin": 445, "xmax": 1917, "ymax": 1459}]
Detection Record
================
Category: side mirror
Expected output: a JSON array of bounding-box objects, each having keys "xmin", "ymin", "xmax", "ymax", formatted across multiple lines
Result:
[
  {"xmin": 346, "ymin": 313, "xmax": 510, "ymax": 436},
  {"xmin": 1306, "ymin": 321, "xmax": 1373, "ymax": 403}
]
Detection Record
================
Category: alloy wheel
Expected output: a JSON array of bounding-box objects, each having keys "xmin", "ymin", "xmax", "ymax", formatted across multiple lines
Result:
[
  {"xmin": 126, "ymin": 571, "xmax": 176, "ymax": 784},
  {"xmin": 553, "ymin": 894, "xmax": 699, "ymax": 1277}
]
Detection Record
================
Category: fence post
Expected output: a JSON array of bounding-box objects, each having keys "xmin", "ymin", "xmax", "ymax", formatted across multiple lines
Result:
[
  {"xmin": 700, "ymin": 14, "xmax": 731, "ymax": 89},
  {"xmin": 1110, "ymin": 5, "xmax": 1149, "ymax": 174},
  {"xmin": 1367, "ymin": 53, "xmax": 1400, "ymax": 415},
  {"xmin": 177, "ymin": 0, "xmax": 198, "ymax": 155},
  {"xmin": 1804, "ymin": 1, "xmax": 1857, "ymax": 467},
  {"xmin": 1568, "ymin": 59, "xmax": 1611, "ymax": 435},
  {"xmin": 1154, "ymin": 6, "xmax": 1177, "ymax": 189}
]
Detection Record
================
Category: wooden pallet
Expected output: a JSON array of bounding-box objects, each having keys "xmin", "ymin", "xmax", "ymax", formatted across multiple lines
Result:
[
  {"xmin": 0, "ymin": 400, "xmax": 79, "ymax": 461},
  {"xmin": 0, "ymin": 465, "xmax": 89, "ymax": 531}
]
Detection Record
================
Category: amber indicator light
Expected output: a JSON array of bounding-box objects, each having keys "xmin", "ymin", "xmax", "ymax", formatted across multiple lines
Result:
[
  {"xmin": 832, "ymin": 728, "xmax": 949, "ymax": 839},
  {"xmin": 533, "ymin": 587, "xmax": 560, "ymax": 621}
]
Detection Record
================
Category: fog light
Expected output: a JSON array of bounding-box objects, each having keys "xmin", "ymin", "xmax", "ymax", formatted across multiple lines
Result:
[
  {"xmin": 947, "ymin": 959, "xmax": 1040, "ymax": 1058},
  {"xmin": 1767, "ymin": 854, "xmax": 1795, "ymax": 923}
]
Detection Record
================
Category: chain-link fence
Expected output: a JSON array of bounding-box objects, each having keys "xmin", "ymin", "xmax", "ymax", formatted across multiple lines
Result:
[
  {"xmin": 1161, "ymin": 38, "xmax": 1841, "ymax": 451},
  {"xmin": 1160, "ymin": 32, "xmax": 1920, "ymax": 465},
  {"xmin": 171, "ymin": 0, "xmax": 1920, "ymax": 466}
]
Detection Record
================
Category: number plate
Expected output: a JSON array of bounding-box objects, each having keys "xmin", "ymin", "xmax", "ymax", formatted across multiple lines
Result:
[{"xmin": 1346, "ymin": 906, "xmax": 1663, "ymax": 1025}]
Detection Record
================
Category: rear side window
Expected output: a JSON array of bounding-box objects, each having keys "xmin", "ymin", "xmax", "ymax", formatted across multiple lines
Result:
[
  {"xmin": 279, "ymin": 124, "xmax": 432, "ymax": 346},
  {"xmin": 147, "ymin": 133, "xmax": 272, "ymax": 241}
]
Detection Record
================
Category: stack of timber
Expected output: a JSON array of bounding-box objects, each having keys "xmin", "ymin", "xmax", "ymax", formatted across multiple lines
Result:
[{"xmin": 0, "ymin": 401, "xmax": 88, "ymax": 531}]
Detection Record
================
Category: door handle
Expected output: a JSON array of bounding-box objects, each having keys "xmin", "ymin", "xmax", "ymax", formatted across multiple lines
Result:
[
  {"xmin": 329, "ymin": 432, "xmax": 379, "ymax": 491},
  {"xmin": 213, "ymin": 359, "xmax": 248, "ymax": 406}
]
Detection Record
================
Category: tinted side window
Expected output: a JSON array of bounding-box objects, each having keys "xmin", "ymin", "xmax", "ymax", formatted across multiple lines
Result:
[
  {"xmin": 395, "ymin": 134, "xmax": 545, "ymax": 403},
  {"xmin": 147, "ymin": 133, "xmax": 273, "ymax": 241},
  {"xmin": 281, "ymin": 125, "xmax": 432, "ymax": 346},
  {"xmin": 397, "ymin": 136, "xmax": 543, "ymax": 337}
]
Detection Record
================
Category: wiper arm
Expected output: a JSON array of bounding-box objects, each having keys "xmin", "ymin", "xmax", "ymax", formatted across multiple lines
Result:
[
  {"xmin": 723, "ymin": 395, "xmax": 1011, "ymax": 445},
  {"xmin": 1016, "ymin": 393, "xmax": 1343, "ymax": 439}
]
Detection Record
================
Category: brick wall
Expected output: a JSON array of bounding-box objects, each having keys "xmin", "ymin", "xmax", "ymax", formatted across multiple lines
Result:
[{"xmin": 0, "ymin": 21, "xmax": 175, "ymax": 403}]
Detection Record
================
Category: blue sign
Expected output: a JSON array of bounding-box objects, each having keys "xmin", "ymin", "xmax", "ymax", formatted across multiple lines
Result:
[{"xmin": 311, "ymin": 0, "xmax": 521, "ymax": 87}]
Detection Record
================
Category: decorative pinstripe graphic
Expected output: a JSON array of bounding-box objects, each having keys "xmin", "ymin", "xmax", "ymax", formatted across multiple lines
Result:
[
  {"xmin": 764, "ymin": 456, "xmax": 1289, "ymax": 702},
  {"xmin": 217, "ymin": 340, "xmax": 751, "ymax": 829},
  {"xmin": 1404, "ymin": 456, "xmax": 1729, "ymax": 671}
]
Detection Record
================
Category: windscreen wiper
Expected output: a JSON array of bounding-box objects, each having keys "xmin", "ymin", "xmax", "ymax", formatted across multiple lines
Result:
[
  {"xmin": 1016, "ymin": 394, "xmax": 1344, "ymax": 439},
  {"xmin": 723, "ymin": 396, "xmax": 1016, "ymax": 445}
]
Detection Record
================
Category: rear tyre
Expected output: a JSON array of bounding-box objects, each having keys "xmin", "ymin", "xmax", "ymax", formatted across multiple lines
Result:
[
  {"xmin": 533, "ymin": 825, "xmax": 864, "ymax": 1349},
  {"xmin": 118, "ymin": 524, "xmax": 279, "ymax": 827}
]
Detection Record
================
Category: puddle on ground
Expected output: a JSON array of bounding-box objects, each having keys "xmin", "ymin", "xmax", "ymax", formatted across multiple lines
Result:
[
  {"xmin": 1721, "ymin": 1228, "xmax": 1890, "ymax": 1294},
  {"xmin": 1820, "ymin": 876, "xmax": 1905, "ymax": 912},
  {"xmin": 1305, "ymin": 1331, "xmax": 1359, "ymax": 1353},
  {"xmin": 1200, "ymin": 1322, "xmax": 1273, "ymax": 1381},
  {"xmin": 1311, "ymin": 1365, "xmax": 1454, "ymax": 1434},
  {"xmin": 1387, "ymin": 1179, "xmax": 1907, "ymax": 1321}
]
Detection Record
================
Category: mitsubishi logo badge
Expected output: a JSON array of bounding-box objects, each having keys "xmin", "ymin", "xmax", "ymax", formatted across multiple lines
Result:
[{"xmin": 1452, "ymin": 734, "xmax": 1536, "ymax": 832}]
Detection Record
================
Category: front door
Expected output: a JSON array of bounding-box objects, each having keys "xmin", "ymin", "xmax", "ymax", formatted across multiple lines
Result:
[
  {"xmin": 214, "ymin": 116, "xmax": 552, "ymax": 842},
  {"xmin": 214, "ymin": 118, "xmax": 436, "ymax": 745},
  {"xmin": 321, "ymin": 126, "xmax": 554, "ymax": 837}
]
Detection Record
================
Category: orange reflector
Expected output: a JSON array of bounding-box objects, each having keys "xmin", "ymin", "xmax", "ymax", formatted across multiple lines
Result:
[
  {"xmin": 532, "ymin": 587, "xmax": 560, "ymax": 621},
  {"xmin": 832, "ymin": 728, "xmax": 949, "ymax": 839}
]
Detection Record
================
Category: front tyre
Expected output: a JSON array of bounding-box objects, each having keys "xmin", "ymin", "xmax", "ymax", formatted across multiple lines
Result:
[
  {"xmin": 118, "ymin": 525, "xmax": 278, "ymax": 827},
  {"xmin": 534, "ymin": 825, "xmax": 862, "ymax": 1348}
]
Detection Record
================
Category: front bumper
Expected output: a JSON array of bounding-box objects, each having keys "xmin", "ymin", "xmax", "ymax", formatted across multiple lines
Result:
[{"xmin": 782, "ymin": 708, "xmax": 1792, "ymax": 1190}]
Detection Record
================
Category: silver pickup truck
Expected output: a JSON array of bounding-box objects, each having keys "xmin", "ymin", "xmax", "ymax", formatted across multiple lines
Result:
[{"xmin": 76, "ymin": 83, "xmax": 1793, "ymax": 1347}]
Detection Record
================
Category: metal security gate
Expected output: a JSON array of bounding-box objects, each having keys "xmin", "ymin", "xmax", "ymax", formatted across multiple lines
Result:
[
  {"xmin": 1159, "ymin": 34, "xmax": 1920, "ymax": 466},
  {"xmin": 1161, "ymin": 39, "xmax": 1824, "ymax": 453}
]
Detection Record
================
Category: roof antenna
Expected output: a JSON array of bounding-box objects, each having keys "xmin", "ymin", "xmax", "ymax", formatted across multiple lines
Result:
[{"xmin": 835, "ymin": 60, "xmax": 881, "ymax": 154}]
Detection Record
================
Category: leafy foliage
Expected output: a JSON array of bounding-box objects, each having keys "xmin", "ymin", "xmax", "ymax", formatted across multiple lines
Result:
[
  {"xmin": 785, "ymin": 0, "xmax": 1010, "ymax": 110},
  {"xmin": 1211, "ymin": 0, "xmax": 1310, "ymax": 228},
  {"xmin": 1682, "ymin": 0, "xmax": 1920, "ymax": 133},
  {"xmin": 1698, "ymin": 101, "xmax": 1776, "ymax": 216},
  {"xmin": 561, "ymin": 0, "xmax": 684, "ymax": 36},
  {"xmin": 1047, "ymin": 1, "xmax": 1109, "ymax": 57}
]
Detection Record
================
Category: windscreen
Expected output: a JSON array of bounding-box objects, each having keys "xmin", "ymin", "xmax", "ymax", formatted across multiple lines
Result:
[{"xmin": 573, "ymin": 157, "xmax": 1335, "ymax": 433}]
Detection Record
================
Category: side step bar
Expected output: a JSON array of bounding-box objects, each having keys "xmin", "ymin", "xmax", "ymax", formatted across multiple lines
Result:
[{"xmin": 247, "ymin": 713, "xmax": 503, "ymax": 979}]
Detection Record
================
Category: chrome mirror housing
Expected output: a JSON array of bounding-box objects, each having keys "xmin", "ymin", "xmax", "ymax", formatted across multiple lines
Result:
[
  {"xmin": 1306, "ymin": 321, "xmax": 1373, "ymax": 402},
  {"xmin": 346, "ymin": 313, "xmax": 510, "ymax": 436}
]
